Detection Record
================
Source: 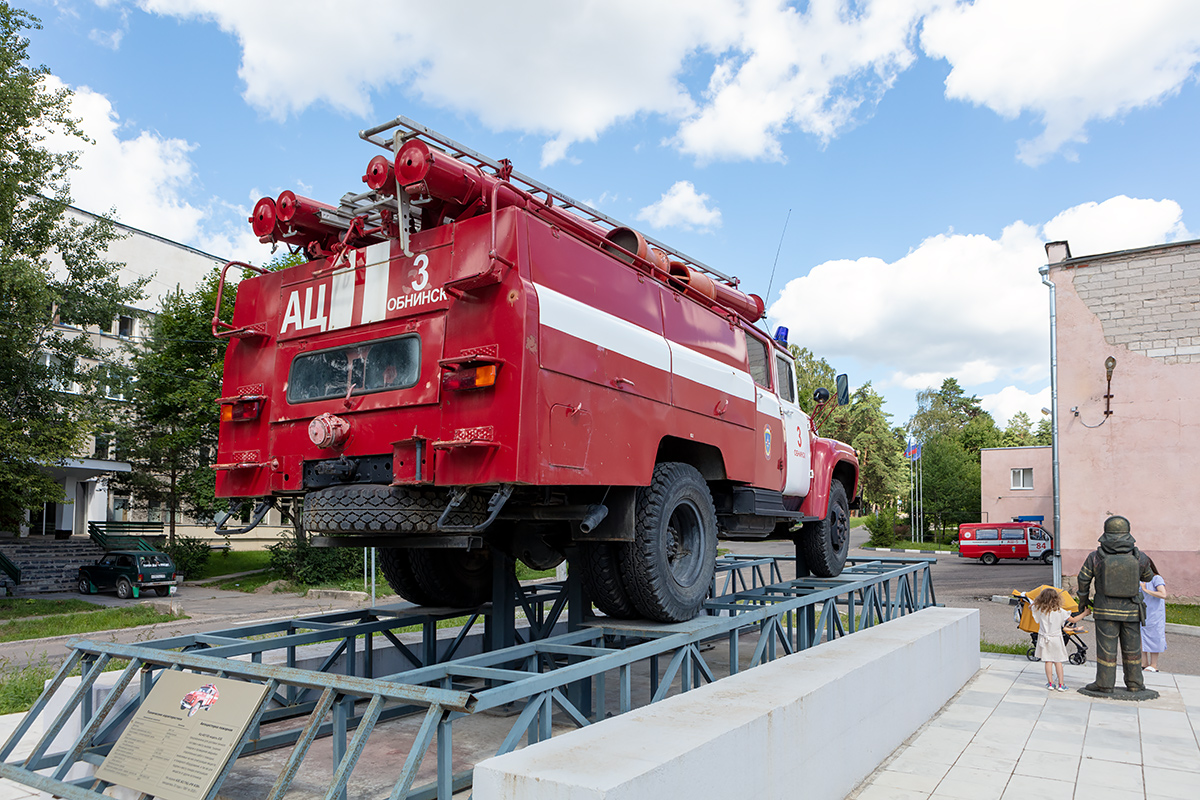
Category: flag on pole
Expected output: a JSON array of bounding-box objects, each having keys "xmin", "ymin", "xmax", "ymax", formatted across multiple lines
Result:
[{"xmin": 905, "ymin": 441, "xmax": 922, "ymax": 460}]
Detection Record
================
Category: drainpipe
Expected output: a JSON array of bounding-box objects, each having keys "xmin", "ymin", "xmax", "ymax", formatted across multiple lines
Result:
[{"xmin": 1041, "ymin": 242, "xmax": 1068, "ymax": 589}]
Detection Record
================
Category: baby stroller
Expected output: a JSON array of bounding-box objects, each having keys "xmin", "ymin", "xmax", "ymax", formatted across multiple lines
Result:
[{"xmin": 1010, "ymin": 585, "xmax": 1088, "ymax": 665}]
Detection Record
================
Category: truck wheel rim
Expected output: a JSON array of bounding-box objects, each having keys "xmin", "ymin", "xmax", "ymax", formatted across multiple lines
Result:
[{"xmin": 666, "ymin": 501, "xmax": 705, "ymax": 586}]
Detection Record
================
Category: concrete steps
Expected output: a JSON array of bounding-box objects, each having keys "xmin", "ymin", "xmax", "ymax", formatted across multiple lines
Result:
[{"xmin": 0, "ymin": 538, "xmax": 105, "ymax": 595}]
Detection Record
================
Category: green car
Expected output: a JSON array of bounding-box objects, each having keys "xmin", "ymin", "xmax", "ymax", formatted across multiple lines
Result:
[{"xmin": 78, "ymin": 550, "xmax": 178, "ymax": 599}]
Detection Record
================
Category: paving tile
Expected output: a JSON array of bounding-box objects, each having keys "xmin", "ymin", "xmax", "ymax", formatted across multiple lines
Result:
[
  {"xmin": 1141, "ymin": 740, "xmax": 1200, "ymax": 771},
  {"xmin": 952, "ymin": 750, "xmax": 1018, "ymax": 774},
  {"xmin": 855, "ymin": 782, "xmax": 933, "ymax": 800},
  {"xmin": 1023, "ymin": 732, "xmax": 1084, "ymax": 757},
  {"xmin": 1000, "ymin": 773, "xmax": 1075, "ymax": 800},
  {"xmin": 1079, "ymin": 743, "xmax": 1141, "ymax": 766},
  {"xmin": 901, "ymin": 742, "xmax": 960, "ymax": 767},
  {"xmin": 1014, "ymin": 749, "xmax": 1080, "ymax": 781},
  {"xmin": 0, "ymin": 781, "xmax": 40, "ymax": 800},
  {"xmin": 932, "ymin": 764, "xmax": 1009, "ymax": 800},
  {"xmin": 885, "ymin": 747, "xmax": 954, "ymax": 781},
  {"xmin": 1073, "ymin": 757, "xmax": 1143, "ymax": 792},
  {"xmin": 866, "ymin": 768, "xmax": 944, "ymax": 794},
  {"xmin": 1143, "ymin": 765, "xmax": 1200, "ymax": 799},
  {"xmin": 1070, "ymin": 786, "xmax": 1145, "ymax": 800}
]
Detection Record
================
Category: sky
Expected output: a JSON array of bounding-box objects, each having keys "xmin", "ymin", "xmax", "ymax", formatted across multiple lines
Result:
[{"xmin": 24, "ymin": 0, "xmax": 1200, "ymax": 429}]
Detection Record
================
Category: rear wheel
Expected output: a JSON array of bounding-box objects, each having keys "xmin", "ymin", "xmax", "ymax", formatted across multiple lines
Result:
[
  {"xmin": 116, "ymin": 578, "xmax": 133, "ymax": 600},
  {"xmin": 981, "ymin": 552, "xmax": 998, "ymax": 566},
  {"xmin": 800, "ymin": 479, "xmax": 850, "ymax": 578},
  {"xmin": 620, "ymin": 462, "xmax": 718, "ymax": 623},
  {"xmin": 154, "ymin": 587, "xmax": 170, "ymax": 597},
  {"xmin": 578, "ymin": 542, "xmax": 639, "ymax": 619},
  {"xmin": 1069, "ymin": 651, "xmax": 1086, "ymax": 666},
  {"xmin": 409, "ymin": 549, "xmax": 495, "ymax": 608},
  {"xmin": 379, "ymin": 547, "xmax": 438, "ymax": 606},
  {"xmin": 1026, "ymin": 646, "xmax": 1038, "ymax": 661}
]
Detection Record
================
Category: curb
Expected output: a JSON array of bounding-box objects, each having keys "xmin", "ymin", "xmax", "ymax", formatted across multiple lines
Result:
[{"xmin": 860, "ymin": 547, "xmax": 945, "ymax": 557}]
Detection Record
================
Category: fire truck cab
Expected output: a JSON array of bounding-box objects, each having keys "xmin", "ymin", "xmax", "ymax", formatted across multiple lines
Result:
[{"xmin": 213, "ymin": 117, "xmax": 859, "ymax": 623}]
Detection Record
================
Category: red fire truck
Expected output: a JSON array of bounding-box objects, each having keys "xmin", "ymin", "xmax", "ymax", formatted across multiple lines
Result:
[{"xmin": 212, "ymin": 116, "xmax": 859, "ymax": 622}]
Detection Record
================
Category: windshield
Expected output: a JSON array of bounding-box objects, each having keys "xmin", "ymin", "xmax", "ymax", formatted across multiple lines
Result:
[{"xmin": 287, "ymin": 334, "xmax": 420, "ymax": 404}]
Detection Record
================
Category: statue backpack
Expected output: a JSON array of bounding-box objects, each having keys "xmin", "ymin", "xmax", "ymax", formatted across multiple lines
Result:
[{"xmin": 1101, "ymin": 548, "xmax": 1142, "ymax": 598}]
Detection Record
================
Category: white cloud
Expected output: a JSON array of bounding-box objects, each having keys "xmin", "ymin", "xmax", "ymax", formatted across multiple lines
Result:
[
  {"xmin": 921, "ymin": 0, "xmax": 1200, "ymax": 165},
  {"xmin": 1043, "ymin": 195, "xmax": 1191, "ymax": 256},
  {"xmin": 673, "ymin": 0, "xmax": 934, "ymax": 162},
  {"xmin": 982, "ymin": 385, "xmax": 1051, "ymax": 429},
  {"xmin": 636, "ymin": 181, "xmax": 722, "ymax": 231},
  {"xmin": 767, "ymin": 195, "xmax": 1189, "ymax": 394}
]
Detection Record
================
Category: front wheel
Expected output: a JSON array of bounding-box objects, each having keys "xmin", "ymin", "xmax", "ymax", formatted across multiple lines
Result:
[
  {"xmin": 116, "ymin": 578, "xmax": 133, "ymax": 600},
  {"xmin": 620, "ymin": 462, "xmax": 718, "ymax": 623},
  {"xmin": 981, "ymin": 552, "xmax": 998, "ymax": 566},
  {"xmin": 1026, "ymin": 646, "xmax": 1038, "ymax": 661},
  {"xmin": 800, "ymin": 479, "xmax": 850, "ymax": 578},
  {"xmin": 1068, "ymin": 651, "xmax": 1086, "ymax": 666},
  {"xmin": 1041, "ymin": 551, "xmax": 1053, "ymax": 565},
  {"xmin": 78, "ymin": 577, "xmax": 91, "ymax": 595}
]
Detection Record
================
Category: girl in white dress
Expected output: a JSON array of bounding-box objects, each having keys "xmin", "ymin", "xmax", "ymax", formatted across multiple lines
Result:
[{"xmin": 1031, "ymin": 587, "xmax": 1088, "ymax": 691}]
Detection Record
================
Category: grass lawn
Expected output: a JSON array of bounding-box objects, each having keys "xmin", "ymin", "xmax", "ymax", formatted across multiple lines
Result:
[
  {"xmin": 1166, "ymin": 603, "xmax": 1200, "ymax": 626},
  {"xmin": 0, "ymin": 605, "xmax": 186, "ymax": 644},
  {"xmin": 193, "ymin": 549, "xmax": 272, "ymax": 580},
  {"xmin": 0, "ymin": 598, "xmax": 105, "ymax": 620},
  {"xmin": 980, "ymin": 640, "xmax": 1029, "ymax": 656}
]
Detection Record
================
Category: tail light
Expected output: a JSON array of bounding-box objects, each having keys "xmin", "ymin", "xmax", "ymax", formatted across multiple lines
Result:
[
  {"xmin": 219, "ymin": 395, "xmax": 265, "ymax": 422},
  {"xmin": 138, "ymin": 573, "xmax": 144, "ymax": 581},
  {"xmin": 443, "ymin": 365, "xmax": 497, "ymax": 391}
]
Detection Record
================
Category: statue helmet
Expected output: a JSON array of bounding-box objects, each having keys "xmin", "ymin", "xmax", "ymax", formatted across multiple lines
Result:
[{"xmin": 1103, "ymin": 515, "xmax": 1131, "ymax": 535}]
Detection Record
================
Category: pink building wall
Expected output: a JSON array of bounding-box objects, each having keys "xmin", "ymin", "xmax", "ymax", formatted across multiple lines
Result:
[
  {"xmin": 1048, "ymin": 239, "xmax": 1200, "ymax": 600},
  {"xmin": 980, "ymin": 446, "xmax": 1053, "ymax": 535}
]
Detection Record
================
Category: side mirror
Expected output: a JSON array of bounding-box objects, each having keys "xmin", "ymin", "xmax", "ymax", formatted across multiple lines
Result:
[
  {"xmin": 813, "ymin": 387, "xmax": 831, "ymax": 404},
  {"xmin": 836, "ymin": 374, "xmax": 850, "ymax": 406}
]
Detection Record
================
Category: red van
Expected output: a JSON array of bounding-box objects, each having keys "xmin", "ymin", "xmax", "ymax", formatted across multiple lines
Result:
[{"xmin": 957, "ymin": 521, "xmax": 1053, "ymax": 565}]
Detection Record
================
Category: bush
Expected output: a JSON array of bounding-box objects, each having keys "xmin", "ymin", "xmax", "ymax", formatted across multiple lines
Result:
[
  {"xmin": 162, "ymin": 537, "xmax": 211, "ymax": 579},
  {"xmin": 864, "ymin": 507, "xmax": 898, "ymax": 548},
  {"xmin": 268, "ymin": 536, "xmax": 362, "ymax": 586}
]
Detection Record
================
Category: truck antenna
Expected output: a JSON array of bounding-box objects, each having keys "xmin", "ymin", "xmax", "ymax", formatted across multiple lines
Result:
[{"xmin": 765, "ymin": 208, "xmax": 791, "ymax": 302}]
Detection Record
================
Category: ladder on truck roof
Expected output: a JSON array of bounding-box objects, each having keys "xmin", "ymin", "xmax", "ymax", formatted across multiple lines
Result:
[{"xmin": 359, "ymin": 115, "xmax": 738, "ymax": 285}]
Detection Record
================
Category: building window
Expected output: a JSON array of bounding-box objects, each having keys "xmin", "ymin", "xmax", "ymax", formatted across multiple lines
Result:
[
  {"xmin": 117, "ymin": 315, "xmax": 134, "ymax": 339},
  {"xmin": 1011, "ymin": 468, "xmax": 1033, "ymax": 490}
]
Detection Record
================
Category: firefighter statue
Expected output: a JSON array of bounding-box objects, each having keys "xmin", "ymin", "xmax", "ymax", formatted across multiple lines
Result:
[{"xmin": 1077, "ymin": 515, "xmax": 1156, "ymax": 698}]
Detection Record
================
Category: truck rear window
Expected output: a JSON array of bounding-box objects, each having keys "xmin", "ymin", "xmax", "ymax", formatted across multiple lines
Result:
[{"xmin": 287, "ymin": 335, "xmax": 420, "ymax": 404}]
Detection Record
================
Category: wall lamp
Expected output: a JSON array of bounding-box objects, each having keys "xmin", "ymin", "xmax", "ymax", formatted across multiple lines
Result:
[{"xmin": 1103, "ymin": 356, "xmax": 1116, "ymax": 417}]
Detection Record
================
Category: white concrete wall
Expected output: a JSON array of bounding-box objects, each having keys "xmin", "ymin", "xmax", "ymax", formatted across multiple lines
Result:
[{"xmin": 474, "ymin": 607, "xmax": 980, "ymax": 800}]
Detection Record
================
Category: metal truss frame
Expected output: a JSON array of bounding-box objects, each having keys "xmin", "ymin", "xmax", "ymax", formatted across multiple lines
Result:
[{"xmin": 1, "ymin": 555, "xmax": 935, "ymax": 800}]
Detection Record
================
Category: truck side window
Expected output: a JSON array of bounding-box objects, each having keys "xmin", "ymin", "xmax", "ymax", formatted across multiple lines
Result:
[
  {"xmin": 975, "ymin": 529, "xmax": 999, "ymax": 541},
  {"xmin": 747, "ymin": 335, "xmax": 771, "ymax": 389},
  {"xmin": 1001, "ymin": 528, "xmax": 1024, "ymax": 540},
  {"xmin": 775, "ymin": 354, "xmax": 796, "ymax": 404}
]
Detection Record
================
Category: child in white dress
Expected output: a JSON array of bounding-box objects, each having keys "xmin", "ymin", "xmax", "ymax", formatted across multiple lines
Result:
[{"xmin": 1031, "ymin": 587, "xmax": 1088, "ymax": 691}]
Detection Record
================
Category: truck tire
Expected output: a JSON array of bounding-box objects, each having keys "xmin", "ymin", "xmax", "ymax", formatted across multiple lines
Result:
[
  {"xmin": 800, "ymin": 479, "xmax": 849, "ymax": 578},
  {"xmin": 379, "ymin": 547, "xmax": 438, "ymax": 606},
  {"xmin": 620, "ymin": 462, "xmax": 718, "ymax": 623},
  {"xmin": 578, "ymin": 542, "xmax": 639, "ymax": 619},
  {"xmin": 408, "ymin": 549, "xmax": 494, "ymax": 608},
  {"xmin": 304, "ymin": 484, "xmax": 485, "ymax": 534}
]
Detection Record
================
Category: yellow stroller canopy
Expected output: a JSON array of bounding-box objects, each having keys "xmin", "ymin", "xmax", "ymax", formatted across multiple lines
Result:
[{"xmin": 1012, "ymin": 585, "xmax": 1078, "ymax": 633}]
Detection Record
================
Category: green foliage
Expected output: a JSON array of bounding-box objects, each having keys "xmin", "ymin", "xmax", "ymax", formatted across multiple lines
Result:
[
  {"xmin": 0, "ymin": 6, "xmax": 146, "ymax": 529},
  {"xmin": 1165, "ymin": 603, "xmax": 1200, "ymax": 627},
  {"xmin": 0, "ymin": 654, "xmax": 57, "ymax": 714},
  {"xmin": 915, "ymin": 434, "xmax": 981, "ymax": 534},
  {"xmin": 110, "ymin": 271, "xmax": 234, "ymax": 540},
  {"xmin": 192, "ymin": 549, "xmax": 271, "ymax": 579},
  {"xmin": 864, "ymin": 506, "xmax": 898, "ymax": 547},
  {"xmin": 959, "ymin": 412, "xmax": 1002, "ymax": 462},
  {"xmin": 267, "ymin": 536, "xmax": 362, "ymax": 586},
  {"xmin": 161, "ymin": 536, "xmax": 211, "ymax": 579},
  {"xmin": 788, "ymin": 345, "xmax": 839, "ymax": 415},
  {"xmin": 1033, "ymin": 416, "xmax": 1052, "ymax": 446},
  {"xmin": 838, "ymin": 384, "xmax": 904, "ymax": 509},
  {"xmin": 909, "ymin": 378, "xmax": 984, "ymax": 442},
  {"xmin": 1002, "ymin": 411, "xmax": 1035, "ymax": 447}
]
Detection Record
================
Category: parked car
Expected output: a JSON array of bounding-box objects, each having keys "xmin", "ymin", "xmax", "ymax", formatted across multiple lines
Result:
[
  {"xmin": 957, "ymin": 521, "xmax": 1053, "ymax": 565},
  {"xmin": 77, "ymin": 550, "xmax": 178, "ymax": 598}
]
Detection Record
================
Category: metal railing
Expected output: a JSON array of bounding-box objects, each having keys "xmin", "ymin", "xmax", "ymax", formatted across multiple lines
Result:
[
  {"xmin": 0, "ymin": 549, "xmax": 20, "ymax": 585},
  {"xmin": 86, "ymin": 522, "xmax": 162, "ymax": 552},
  {"xmin": 1, "ymin": 555, "xmax": 935, "ymax": 800}
]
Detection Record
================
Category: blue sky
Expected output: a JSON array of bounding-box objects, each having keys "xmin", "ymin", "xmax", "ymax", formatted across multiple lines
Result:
[{"xmin": 26, "ymin": 0, "xmax": 1200, "ymax": 428}]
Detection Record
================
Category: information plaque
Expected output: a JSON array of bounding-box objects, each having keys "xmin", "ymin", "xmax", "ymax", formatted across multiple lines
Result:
[{"xmin": 95, "ymin": 671, "xmax": 269, "ymax": 800}]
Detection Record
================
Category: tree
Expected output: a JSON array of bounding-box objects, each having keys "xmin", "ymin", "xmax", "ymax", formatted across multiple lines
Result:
[
  {"xmin": 110, "ymin": 273, "xmax": 234, "ymax": 543},
  {"xmin": 0, "ymin": 5, "xmax": 144, "ymax": 530},
  {"xmin": 788, "ymin": 345, "xmax": 837, "ymax": 415},
  {"xmin": 959, "ymin": 411, "xmax": 1002, "ymax": 462},
  {"xmin": 1002, "ymin": 411, "xmax": 1034, "ymax": 448},
  {"xmin": 837, "ymin": 383, "xmax": 904, "ymax": 511},
  {"xmin": 916, "ymin": 434, "xmax": 980, "ymax": 535},
  {"xmin": 908, "ymin": 377, "xmax": 985, "ymax": 442},
  {"xmin": 1033, "ymin": 416, "xmax": 1052, "ymax": 446}
]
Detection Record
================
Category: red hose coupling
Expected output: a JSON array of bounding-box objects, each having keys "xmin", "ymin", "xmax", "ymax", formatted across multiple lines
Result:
[{"xmin": 309, "ymin": 413, "xmax": 351, "ymax": 449}]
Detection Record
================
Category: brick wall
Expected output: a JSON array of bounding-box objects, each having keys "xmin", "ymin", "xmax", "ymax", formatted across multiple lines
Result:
[{"xmin": 1069, "ymin": 240, "xmax": 1200, "ymax": 364}]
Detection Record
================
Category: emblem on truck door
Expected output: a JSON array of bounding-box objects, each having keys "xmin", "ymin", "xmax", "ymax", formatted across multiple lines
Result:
[{"xmin": 764, "ymin": 425, "xmax": 772, "ymax": 458}]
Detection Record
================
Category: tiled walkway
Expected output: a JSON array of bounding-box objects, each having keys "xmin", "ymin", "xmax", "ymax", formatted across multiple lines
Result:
[{"xmin": 850, "ymin": 655, "xmax": 1200, "ymax": 800}]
